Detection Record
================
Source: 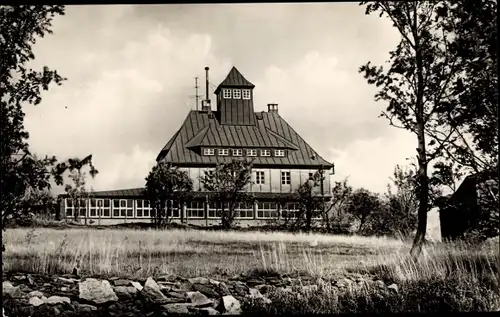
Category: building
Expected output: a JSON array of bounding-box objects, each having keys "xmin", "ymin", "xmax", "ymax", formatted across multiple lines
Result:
[{"xmin": 59, "ymin": 66, "xmax": 335, "ymax": 226}]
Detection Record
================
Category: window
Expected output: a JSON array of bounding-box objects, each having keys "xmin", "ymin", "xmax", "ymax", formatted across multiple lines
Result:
[
  {"xmin": 219, "ymin": 149, "xmax": 229, "ymax": 156},
  {"xmin": 223, "ymin": 89, "xmax": 231, "ymax": 99},
  {"xmin": 282, "ymin": 202, "xmax": 299, "ymax": 219},
  {"xmin": 113, "ymin": 199, "xmax": 133, "ymax": 218},
  {"xmin": 208, "ymin": 202, "xmax": 229, "ymax": 218},
  {"xmin": 235, "ymin": 202, "xmax": 253, "ymax": 218},
  {"xmin": 66, "ymin": 199, "xmax": 87, "ymax": 218},
  {"xmin": 136, "ymin": 200, "xmax": 151, "ymax": 218},
  {"xmin": 204, "ymin": 148, "xmax": 215, "ymax": 156},
  {"xmin": 242, "ymin": 89, "xmax": 251, "ymax": 100},
  {"xmin": 165, "ymin": 200, "xmax": 180, "ymax": 218},
  {"xmin": 257, "ymin": 202, "xmax": 278, "ymax": 218},
  {"xmin": 255, "ymin": 171, "xmax": 265, "ymax": 184},
  {"xmin": 309, "ymin": 172, "xmax": 314, "ymax": 180},
  {"xmin": 187, "ymin": 201, "xmax": 204, "ymax": 218},
  {"xmin": 260, "ymin": 149, "xmax": 271, "ymax": 157},
  {"xmin": 281, "ymin": 171, "xmax": 291, "ymax": 185},
  {"xmin": 275, "ymin": 150, "xmax": 285, "ymax": 157},
  {"xmin": 89, "ymin": 199, "xmax": 111, "ymax": 218},
  {"xmin": 247, "ymin": 149, "xmax": 257, "ymax": 156},
  {"xmin": 232, "ymin": 149, "xmax": 242, "ymax": 156},
  {"xmin": 233, "ymin": 89, "xmax": 241, "ymax": 99}
]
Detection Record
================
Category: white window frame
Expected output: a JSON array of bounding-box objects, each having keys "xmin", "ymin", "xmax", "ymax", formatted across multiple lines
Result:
[
  {"xmin": 275, "ymin": 149, "xmax": 285, "ymax": 157},
  {"xmin": 255, "ymin": 171, "xmax": 265, "ymax": 184},
  {"xmin": 261, "ymin": 149, "xmax": 271, "ymax": 157},
  {"xmin": 208, "ymin": 202, "xmax": 228, "ymax": 218},
  {"xmin": 136, "ymin": 199, "xmax": 151, "ymax": 218},
  {"xmin": 257, "ymin": 202, "xmax": 278, "ymax": 218},
  {"xmin": 281, "ymin": 171, "xmax": 291, "ymax": 185},
  {"xmin": 242, "ymin": 89, "xmax": 251, "ymax": 100},
  {"xmin": 204, "ymin": 148, "xmax": 215, "ymax": 156},
  {"xmin": 232, "ymin": 149, "xmax": 243, "ymax": 156},
  {"xmin": 235, "ymin": 202, "xmax": 254, "ymax": 219},
  {"xmin": 186, "ymin": 201, "xmax": 205, "ymax": 218},
  {"xmin": 282, "ymin": 202, "xmax": 299, "ymax": 219},
  {"xmin": 89, "ymin": 198, "xmax": 111, "ymax": 218},
  {"xmin": 165, "ymin": 200, "xmax": 181, "ymax": 218},
  {"xmin": 113, "ymin": 199, "xmax": 133, "ymax": 218},
  {"xmin": 66, "ymin": 198, "xmax": 87, "ymax": 218},
  {"xmin": 219, "ymin": 148, "xmax": 229, "ymax": 156},
  {"xmin": 233, "ymin": 89, "xmax": 241, "ymax": 99},
  {"xmin": 65, "ymin": 198, "xmax": 74, "ymax": 218},
  {"xmin": 247, "ymin": 149, "xmax": 257, "ymax": 156},
  {"xmin": 223, "ymin": 89, "xmax": 232, "ymax": 99}
]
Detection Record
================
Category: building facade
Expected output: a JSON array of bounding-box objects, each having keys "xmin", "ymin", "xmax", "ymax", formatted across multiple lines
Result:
[{"xmin": 59, "ymin": 67, "xmax": 335, "ymax": 226}]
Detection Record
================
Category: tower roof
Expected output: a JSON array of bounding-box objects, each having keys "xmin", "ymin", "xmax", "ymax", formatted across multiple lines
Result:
[{"xmin": 214, "ymin": 67, "xmax": 255, "ymax": 94}]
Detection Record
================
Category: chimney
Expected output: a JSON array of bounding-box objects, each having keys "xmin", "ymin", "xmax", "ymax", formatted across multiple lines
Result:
[
  {"xmin": 267, "ymin": 103, "xmax": 278, "ymax": 113},
  {"xmin": 201, "ymin": 67, "xmax": 211, "ymax": 112}
]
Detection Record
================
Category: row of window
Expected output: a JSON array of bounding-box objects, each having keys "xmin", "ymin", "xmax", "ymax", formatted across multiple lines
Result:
[
  {"xmin": 64, "ymin": 199, "xmax": 320, "ymax": 219},
  {"xmin": 206, "ymin": 170, "xmax": 312, "ymax": 185},
  {"xmin": 203, "ymin": 148, "xmax": 286, "ymax": 157},
  {"xmin": 222, "ymin": 89, "xmax": 251, "ymax": 100}
]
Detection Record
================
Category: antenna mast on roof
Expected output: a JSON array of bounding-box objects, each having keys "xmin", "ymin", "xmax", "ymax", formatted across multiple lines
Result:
[
  {"xmin": 205, "ymin": 67, "xmax": 210, "ymax": 104},
  {"xmin": 194, "ymin": 77, "xmax": 199, "ymax": 111}
]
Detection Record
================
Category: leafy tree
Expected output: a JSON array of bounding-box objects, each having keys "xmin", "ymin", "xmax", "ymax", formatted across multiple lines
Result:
[
  {"xmin": 358, "ymin": 0, "xmax": 497, "ymax": 256},
  {"xmin": 320, "ymin": 177, "xmax": 353, "ymax": 231},
  {"xmin": 295, "ymin": 171, "xmax": 329, "ymax": 232},
  {"xmin": 1, "ymin": 6, "xmax": 98, "ymax": 233},
  {"xmin": 200, "ymin": 159, "xmax": 253, "ymax": 229},
  {"xmin": 347, "ymin": 188, "xmax": 384, "ymax": 233},
  {"xmin": 64, "ymin": 160, "xmax": 94, "ymax": 224},
  {"xmin": 145, "ymin": 162, "xmax": 193, "ymax": 228}
]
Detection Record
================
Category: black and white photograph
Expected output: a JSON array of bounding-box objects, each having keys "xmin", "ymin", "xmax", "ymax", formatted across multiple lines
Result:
[{"xmin": 1, "ymin": 2, "xmax": 498, "ymax": 316}]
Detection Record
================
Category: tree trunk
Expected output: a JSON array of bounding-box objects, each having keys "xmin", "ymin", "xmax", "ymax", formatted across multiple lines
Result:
[{"xmin": 410, "ymin": 13, "xmax": 429, "ymax": 258}]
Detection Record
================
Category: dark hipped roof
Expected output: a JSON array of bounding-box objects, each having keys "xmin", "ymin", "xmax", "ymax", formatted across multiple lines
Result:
[
  {"xmin": 214, "ymin": 67, "xmax": 255, "ymax": 94},
  {"xmin": 157, "ymin": 110, "xmax": 333, "ymax": 169}
]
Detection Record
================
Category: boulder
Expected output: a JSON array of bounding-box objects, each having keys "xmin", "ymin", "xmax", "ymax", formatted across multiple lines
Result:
[
  {"xmin": 197, "ymin": 307, "xmax": 220, "ymax": 315},
  {"xmin": 131, "ymin": 281, "xmax": 143, "ymax": 291},
  {"xmin": 79, "ymin": 278, "xmax": 118, "ymax": 304},
  {"xmin": 162, "ymin": 303, "xmax": 192, "ymax": 314},
  {"xmin": 188, "ymin": 277, "xmax": 210, "ymax": 285},
  {"xmin": 221, "ymin": 295, "xmax": 241, "ymax": 315},
  {"xmin": 114, "ymin": 286, "xmax": 138, "ymax": 298},
  {"xmin": 113, "ymin": 279, "xmax": 131, "ymax": 287},
  {"xmin": 387, "ymin": 283, "xmax": 398, "ymax": 293},
  {"xmin": 141, "ymin": 277, "xmax": 167, "ymax": 303},
  {"xmin": 43, "ymin": 296, "xmax": 71, "ymax": 305},
  {"xmin": 73, "ymin": 302, "xmax": 98, "ymax": 312},
  {"xmin": 186, "ymin": 291, "xmax": 212, "ymax": 307},
  {"xmin": 193, "ymin": 284, "xmax": 220, "ymax": 298},
  {"xmin": 28, "ymin": 297, "xmax": 44, "ymax": 307},
  {"xmin": 166, "ymin": 291, "xmax": 186, "ymax": 299},
  {"xmin": 28, "ymin": 291, "xmax": 44, "ymax": 298},
  {"xmin": 2, "ymin": 282, "xmax": 26, "ymax": 299},
  {"xmin": 216, "ymin": 282, "xmax": 231, "ymax": 296}
]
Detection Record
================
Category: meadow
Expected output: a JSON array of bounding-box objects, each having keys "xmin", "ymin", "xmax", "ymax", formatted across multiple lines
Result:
[{"xmin": 3, "ymin": 227, "xmax": 500, "ymax": 313}]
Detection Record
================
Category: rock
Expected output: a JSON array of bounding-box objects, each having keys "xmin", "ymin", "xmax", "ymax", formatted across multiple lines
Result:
[
  {"xmin": 74, "ymin": 302, "xmax": 98, "ymax": 312},
  {"xmin": 188, "ymin": 277, "xmax": 210, "ymax": 285},
  {"xmin": 60, "ymin": 287, "xmax": 68, "ymax": 292},
  {"xmin": 28, "ymin": 291, "xmax": 44, "ymax": 298},
  {"xmin": 141, "ymin": 277, "xmax": 167, "ymax": 303},
  {"xmin": 209, "ymin": 279, "xmax": 221, "ymax": 286},
  {"xmin": 114, "ymin": 286, "xmax": 138, "ymax": 298},
  {"xmin": 388, "ymin": 283, "xmax": 398, "ymax": 293},
  {"xmin": 246, "ymin": 279, "xmax": 264, "ymax": 286},
  {"xmin": 193, "ymin": 284, "xmax": 220, "ymax": 298},
  {"xmin": 375, "ymin": 280, "xmax": 385, "ymax": 289},
  {"xmin": 131, "ymin": 281, "xmax": 143, "ymax": 291},
  {"xmin": 217, "ymin": 282, "xmax": 231, "ymax": 296},
  {"xmin": 254, "ymin": 284, "xmax": 270, "ymax": 294},
  {"xmin": 221, "ymin": 295, "xmax": 241, "ymax": 315},
  {"xmin": 28, "ymin": 297, "xmax": 44, "ymax": 307},
  {"xmin": 113, "ymin": 279, "xmax": 131, "ymax": 286},
  {"xmin": 2, "ymin": 281, "xmax": 26, "ymax": 299},
  {"xmin": 198, "ymin": 307, "xmax": 220, "ymax": 315},
  {"xmin": 43, "ymin": 296, "xmax": 71, "ymax": 305},
  {"xmin": 166, "ymin": 291, "xmax": 186, "ymax": 299},
  {"xmin": 59, "ymin": 277, "xmax": 77, "ymax": 284},
  {"xmin": 79, "ymin": 278, "xmax": 118, "ymax": 304},
  {"xmin": 162, "ymin": 303, "xmax": 192, "ymax": 314},
  {"xmin": 53, "ymin": 307, "xmax": 60, "ymax": 315},
  {"xmin": 248, "ymin": 288, "xmax": 263, "ymax": 298},
  {"xmin": 186, "ymin": 291, "xmax": 212, "ymax": 307}
]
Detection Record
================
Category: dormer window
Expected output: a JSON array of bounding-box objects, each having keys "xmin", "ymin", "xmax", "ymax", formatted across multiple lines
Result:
[
  {"xmin": 233, "ymin": 89, "xmax": 241, "ymax": 99},
  {"xmin": 219, "ymin": 149, "xmax": 229, "ymax": 156},
  {"xmin": 233, "ymin": 149, "xmax": 242, "ymax": 156},
  {"xmin": 242, "ymin": 89, "xmax": 251, "ymax": 100},
  {"xmin": 223, "ymin": 89, "xmax": 231, "ymax": 99},
  {"xmin": 275, "ymin": 150, "xmax": 285, "ymax": 157},
  {"xmin": 204, "ymin": 148, "xmax": 215, "ymax": 156},
  {"xmin": 261, "ymin": 149, "xmax": 271, "ymax": 157}
]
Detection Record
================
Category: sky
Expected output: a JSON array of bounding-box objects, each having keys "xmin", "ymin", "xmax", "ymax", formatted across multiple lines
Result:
[{"xmin": 24, "ymin": 3, "xmax": 419, "ymax": 195}]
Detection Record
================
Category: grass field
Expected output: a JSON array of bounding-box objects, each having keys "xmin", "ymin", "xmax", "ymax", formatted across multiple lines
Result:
[{"xmin": 3, "ymin": 228, "xmax": 499, "ymax": 312}]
